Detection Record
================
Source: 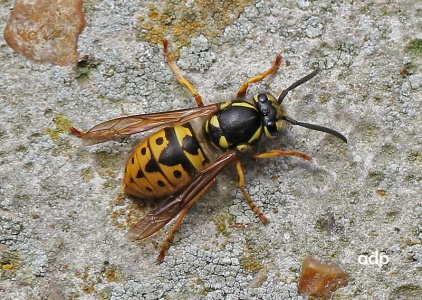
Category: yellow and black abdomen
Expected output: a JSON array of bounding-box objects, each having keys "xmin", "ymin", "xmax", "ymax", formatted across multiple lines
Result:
[{"xmin": 123, "ymin": 124, "xmax": 209, "ymax": 199}]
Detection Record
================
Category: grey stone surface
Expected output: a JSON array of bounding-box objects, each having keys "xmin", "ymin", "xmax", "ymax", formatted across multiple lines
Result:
[{"xmin": 1, "ymin": 0, "xmax": 421, "ymax": 299}]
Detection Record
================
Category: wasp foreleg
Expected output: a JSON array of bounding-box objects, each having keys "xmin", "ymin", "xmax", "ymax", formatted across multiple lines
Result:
[{"xmin": 236, "ymin": 55, "xmax": 282, "ymax": 99}]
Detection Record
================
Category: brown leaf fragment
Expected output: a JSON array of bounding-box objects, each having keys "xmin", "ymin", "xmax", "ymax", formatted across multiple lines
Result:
[
  {"xmin": 4, "ymin": 0, "xmax": 85, "ymax": 66},
  {"xmin": 298, "ymin": 256, "xmax": 349, "ymax": 299}
]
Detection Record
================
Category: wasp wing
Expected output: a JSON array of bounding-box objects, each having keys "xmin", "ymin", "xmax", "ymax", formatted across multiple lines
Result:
[
  {"xmin": 124, "ymin": 150, "xmax": 238, "ymax": 241},
  {"xmin": 71, "ymin": 104, "xmax": 219, "ymax": 145}
]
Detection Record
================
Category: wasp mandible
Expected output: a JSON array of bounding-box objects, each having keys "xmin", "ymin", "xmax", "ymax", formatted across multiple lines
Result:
[{"xmin": 71, "ymin": 40, "xmax": 347, "ymax": 262}]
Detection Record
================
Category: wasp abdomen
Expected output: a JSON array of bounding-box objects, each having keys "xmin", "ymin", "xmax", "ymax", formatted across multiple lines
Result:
[{"xmin": 123, "ymin": 124, "xmax": 209, "ymax": 199}]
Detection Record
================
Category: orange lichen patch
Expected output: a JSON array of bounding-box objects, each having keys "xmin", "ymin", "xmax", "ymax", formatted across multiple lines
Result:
[
  {"xmin": 4, "ymin": 0, "xmax": 85, "ymax": 66},
  {"xmin": 104, "ymin": 266, "xmax": 121, "ymax": 283},
  {"xmin": 1, "ymin": 263, "xmax": 16, "ymax": 273},
  {"xmin": 139, "ymin": 0, "xmax": 257, "ymax": 47},
  {"xmin": 297, "ymin": 256, "xmax": 348, "ymax": 300},
  {"xmin": 110, "ymin": 195, "xmax": 146, "ymax": 231}
]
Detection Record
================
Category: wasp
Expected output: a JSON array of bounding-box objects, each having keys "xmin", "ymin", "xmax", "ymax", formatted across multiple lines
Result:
[{"xmin": 71, "ymin": 40, "xmax": 347, "ymax": 262}]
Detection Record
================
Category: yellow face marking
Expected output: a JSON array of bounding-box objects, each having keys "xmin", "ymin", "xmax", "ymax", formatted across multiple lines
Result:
[
  {"xmin": 266, "ymin": 94, "xmax": 285, "ymax": 126},
  {"xmin": 276, "ymin": 119, "xmax": 287, "ymax": 131}
]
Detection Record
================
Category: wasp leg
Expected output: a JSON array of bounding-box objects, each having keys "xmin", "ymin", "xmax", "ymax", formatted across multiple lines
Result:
[
  {"xmin": 236, "ymin": 55, "xmax": 282, "ymax": 99},
  {"xmin": 157, "ymin": 179, "xmax": 215, "ymax": 263},
  {"xmin": 235, "ymin": 160, "xmax": 269, "ymax": 224},
  {"xmin": 253, "ymin": 150, "xmax": 312, "ymax": 161},
  {"xmin": 162, "ymin": 39, "xmax": 204, "ymax": 107}
]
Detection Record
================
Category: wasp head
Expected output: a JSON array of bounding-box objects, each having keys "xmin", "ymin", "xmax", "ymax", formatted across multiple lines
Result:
[{"xmin": 254, "ymin": 68, "xmax": 347, "ymax": 143}]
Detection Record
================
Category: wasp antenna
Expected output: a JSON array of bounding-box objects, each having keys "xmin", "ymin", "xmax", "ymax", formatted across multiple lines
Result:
[
  {"xmin": 283, "ymin": 116, "xmax": 347, "ymax": 143},
  {"xmin": 278, "ymin": 68, "xmax": 320, "ymax": 104}
]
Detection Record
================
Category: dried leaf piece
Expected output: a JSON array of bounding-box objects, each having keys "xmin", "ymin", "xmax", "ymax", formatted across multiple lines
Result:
[
  {"xmin": 4, "ymin": 0, "xmax": 85, "ymax": 66},
  {"xmin": 298, "ymin": 256, "xmax": 348, "ymax": 299}
]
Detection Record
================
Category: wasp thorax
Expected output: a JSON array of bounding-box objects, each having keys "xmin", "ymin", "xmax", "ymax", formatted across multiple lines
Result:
[
  {"xmin": 204, "ymin": 101, "xmax": 263, "ymax": 150},
  {"xmin": 253, "ymin": 93, "xmax": 284, "ymax": 138}
]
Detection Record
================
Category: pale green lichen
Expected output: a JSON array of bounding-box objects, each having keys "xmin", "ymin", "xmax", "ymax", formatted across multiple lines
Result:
[
  {"xmin": 45, "ymin": 113, "xmax": 73, "ymax": 155},
  {"xmin": 46, "ymin": 113, "xmax": 73, "ymax": 142},
  {"xmin": 405, "ymin": 39, "xmax": 422, "ymax": 57}
]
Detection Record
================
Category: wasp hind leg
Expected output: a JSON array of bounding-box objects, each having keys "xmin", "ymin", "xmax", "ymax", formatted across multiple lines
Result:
[
  {"xmin": 236, "ymin": 55, "xmax": 282, "ymax": 99},
  {"xmin": 162, "ymin": 39, "xmax": 204, "ymax": 107},
  {"xmin": 233, "ymin": 150, "xmax": 312, "ymax": 225},
  {"xmin": 235, "ymin": 160, "xmax": 269, "ymax": 224}
]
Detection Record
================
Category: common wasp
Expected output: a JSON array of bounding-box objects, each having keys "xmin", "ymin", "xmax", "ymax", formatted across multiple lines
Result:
[{"xmin": 71, "ymin": 40, "xmax": 347, "ymax": 262}]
